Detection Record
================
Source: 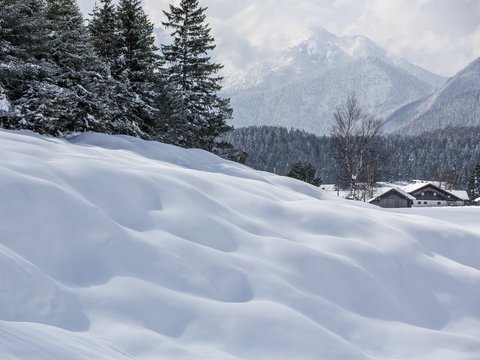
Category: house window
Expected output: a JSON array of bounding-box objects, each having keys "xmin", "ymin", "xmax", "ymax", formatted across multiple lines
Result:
[
  {"xmin": 437, "ymin": 202, "xmax": 441, "ymax": 205},
  {"xmin": 434, "ymin": 193, "xmax": 437, "ymax": 196},
  {"xmin": 421, "ymin": 192, "xmax": 425, "ymax": 196},
  {"xmin": 418, "ymin": 201, "xmax": 422, "ymax": 205},
  {"xmin": 424, "ymin": 202, "xmax": 427, "ymax": 205}
]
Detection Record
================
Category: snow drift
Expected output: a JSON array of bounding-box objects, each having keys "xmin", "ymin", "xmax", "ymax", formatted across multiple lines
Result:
[{"xmin": 0, "ymin": 130, "xmax": 479, "ymax": 360}]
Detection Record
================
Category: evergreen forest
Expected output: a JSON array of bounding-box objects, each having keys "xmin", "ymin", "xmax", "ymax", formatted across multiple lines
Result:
[
  {"xmin": 224, "ymin": 125, "xmax": 480, "ymax": 188},
  {"xmin": 0, "ymin": 0, "xmax": 232, "ymax": 152}
]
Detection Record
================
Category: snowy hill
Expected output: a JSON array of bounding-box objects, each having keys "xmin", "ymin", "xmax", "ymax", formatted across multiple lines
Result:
[
  {"xmin": 1, "ymin": 130, "xmax": 480, "ymax": 360},
  {"xmin": 385, "ymin": 57, "xmax": 480, "ymax": 134},
  {"xmin": 225, "ymin": 28, "xmax": 446, "ymax": 135}
]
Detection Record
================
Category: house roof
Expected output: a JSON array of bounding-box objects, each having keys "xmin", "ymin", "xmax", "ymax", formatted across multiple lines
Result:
[
  {"xmin": 449, "ymin": 190, "xmax": 469, "ymax": 201},
  {"xmin": 475, "ymin": 197, "xmax": 480, "ymax": 203},
  {"xmin": 368, "ymin": 187, "xmax": 416, "ymax": 203},
  {"xmin": 402, "ymin": 182, "xmax": 434, "ymax": 193},
  {"xmin": 402, "ymin": 182, "xmax": 466, "ymax": 201}
]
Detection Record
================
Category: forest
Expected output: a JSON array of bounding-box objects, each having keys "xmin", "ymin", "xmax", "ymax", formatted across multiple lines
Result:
[
  {"xmin": 224, "ymin": 125, "xmax": 480, "ymax": 188},
  {"xmin": 0, "ymin": 0, "xmax": 233, "ymax": 153}
]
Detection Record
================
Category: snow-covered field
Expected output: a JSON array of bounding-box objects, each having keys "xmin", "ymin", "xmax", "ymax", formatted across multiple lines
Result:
[{"xmin": 1, "ymin": 130, "xmax": 479, "ymax": 360}]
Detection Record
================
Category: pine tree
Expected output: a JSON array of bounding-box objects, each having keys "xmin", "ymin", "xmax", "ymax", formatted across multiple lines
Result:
[
  {"xmin": 37, "ymin": 0, "xmax": 111, "ymax": 135},
  {"xmin": 287, "ymin": 162, "xmax": 322, "ymax": 186},
  {"xmin": 88, "ymin": 0, "xmax": 121, "ymax": 71},
  {"xmin": 0, "ymin": 0, "xmax": 53, "ymax": 129},
  {"xmin": 88, "ymin": 0, "xmax": 142, "ymax": 136},
  {"xmin": 467, "ymin": 163, "xmax": 480, "ymax": 202},
  {"xmin": 115, "ymin": 0, "xmax": 166, "ymax": 136},
  {"xmin": 161, "ymin": 0, "xmax": 232, "ymax": 150}
]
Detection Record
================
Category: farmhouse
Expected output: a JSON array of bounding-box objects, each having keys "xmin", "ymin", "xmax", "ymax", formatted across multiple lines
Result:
[
  {"xmin": 403, "ymin": 182, "xmax": 465, "ymax": 207},
  {"xmin": 368, "ymin": 187, "xmax": 415, "ymax": 208}
]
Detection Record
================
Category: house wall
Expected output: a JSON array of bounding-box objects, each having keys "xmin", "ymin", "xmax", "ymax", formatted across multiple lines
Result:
[
  {"xmin": 413, "ymin": 200, "xmax": 448, "ymax": 207},
  {"xmin": 410, "ymin": 185, "xmax": 464, "ymax": 207},
  {"xmin": 375, "ymin": 192, "xmax": 411, "ymax": 208}
]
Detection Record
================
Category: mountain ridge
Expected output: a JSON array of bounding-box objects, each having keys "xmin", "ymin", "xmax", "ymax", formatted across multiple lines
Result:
[
  {"xmin": 225, "ymin": 28, "xmax": 446, "ymax": 135},
  {"xmin": 385, "ymin": 57, "xmax": 480, "ymax": 134}
]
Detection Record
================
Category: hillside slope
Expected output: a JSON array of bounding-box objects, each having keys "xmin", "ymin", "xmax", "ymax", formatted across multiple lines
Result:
[
  {"xmin": 1, "ymin": 130, "xmax": 480, "ymax": 360},
  {"xmin": 230, "ymin": 57, "xmax": 434, "ymax": 134}
]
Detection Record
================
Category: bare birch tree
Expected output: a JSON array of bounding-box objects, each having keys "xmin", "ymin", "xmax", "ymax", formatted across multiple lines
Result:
[{"xmin": 331, "ymin": 94, "xmax": 383, "ymax": 199}]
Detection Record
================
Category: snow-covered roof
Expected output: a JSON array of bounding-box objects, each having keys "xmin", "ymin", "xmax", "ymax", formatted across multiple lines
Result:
[
  {"xmin": 449, "ymin": 190, "xmax": 469, "ymax": 201},
  {"xmin": 368, "ymin": 187, "xmax": 416, "ymax": 202},
  {"xmin": 402, "ymin": 182, "xmax": 434, "ymax": 193},
  {"xmin": 402, "ymin": 182, "xmax": 467, "ymax": 201},
  {"xmin": 475, "ymin": 197, "xmax": 480, "ymax": 203}
]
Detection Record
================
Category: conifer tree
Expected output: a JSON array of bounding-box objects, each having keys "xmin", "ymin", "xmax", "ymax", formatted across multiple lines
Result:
[
  {"xmin": 114, "ymin": 0, "xmax": 166, "ymax": 135},
  {"xmin": 0, "ymin": 0, "xmax": 62, "ymax": 133},
  {"xmin": 88, "ymin": 0, "xmax": 121, "ymax": 71},
  {"xmin": 287, "ymin": 162, "xmax": 322, "ymax": 186},
  {"xmin": 161, "ymin": 0, "xmax": 232, "ymax": 150},
  {"xmin": 467, "ymin": 163, "xmax": 480, "ymax": 202},
  {"xmin": 43, "ymin": 0, "xmax": 109, "ymax": 134},
  {"xmin": 89, "ymin": 0, "xmax": 143, "ymax": 136}
]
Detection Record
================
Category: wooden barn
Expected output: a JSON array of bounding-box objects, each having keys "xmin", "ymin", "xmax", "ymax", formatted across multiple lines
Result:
[{"xmin": 368, "ymin": 188, "xmax": 415, "ymax": 208}]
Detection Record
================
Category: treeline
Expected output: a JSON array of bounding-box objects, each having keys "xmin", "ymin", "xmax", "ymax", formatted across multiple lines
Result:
[
  {"xmin": 224, "ymin": 125, "xmax": 480, "ymax": 187},
  {"xmin": 0, "ymin": 0, "xmax": 232, "ymax": 152}
]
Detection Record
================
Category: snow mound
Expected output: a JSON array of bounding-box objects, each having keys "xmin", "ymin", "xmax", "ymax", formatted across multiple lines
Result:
[{"xmin": 1, "ymin": 130, "xmax": 479, "ymax": 360}]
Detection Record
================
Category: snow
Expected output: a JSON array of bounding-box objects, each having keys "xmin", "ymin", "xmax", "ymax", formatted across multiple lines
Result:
[
  {"xmin": 1, "ymin": 130, "xmax": 480, "ymax": 360},
  {"xmin": 0, "ymin": 89, "xmax": 12, "ymax": 113}
]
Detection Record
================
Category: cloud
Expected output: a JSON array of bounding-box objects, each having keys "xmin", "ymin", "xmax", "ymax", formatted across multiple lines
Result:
[
  {"xmin": 340, "ymin": 0, "xmax": 480, "ymax": 75},
  {"xmin": 78, "ymin": 0, "xmax": 480, "ymax": 77}
]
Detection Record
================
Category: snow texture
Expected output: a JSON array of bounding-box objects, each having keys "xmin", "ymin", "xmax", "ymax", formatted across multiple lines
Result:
[{"xmin": 0, "ymin": 130, "xmax": 479, "ymax": 360}]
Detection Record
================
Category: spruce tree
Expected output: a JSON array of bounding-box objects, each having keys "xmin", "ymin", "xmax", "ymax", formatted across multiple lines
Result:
[
  {"xmin": 0, "ymin": 0, "xmax": 64, "ymax": 133},
  {"xmin": 161, "ymin": 0, "xmax": 232, "ymax": 150},
  {"xmin": 287, "ymin": 162, "xmax": 322, "ymax": 186},
  {"xmin": 89, "ymin": 0, "xmax": 143, "ymax": 136},
  {"xmin": 42, "ymin": 0, "xmax": 109, "ymax": 134},
  {"xmin": 88, "ymin": 0, "xmax": 121, "ymax": 71},
  {"xmin": 467, "ymin": 163, "xmax": 480, "ymax": 202},
  {"xmin": 115, "ymin": 0, "xmax": 166, "ymax": 136}
]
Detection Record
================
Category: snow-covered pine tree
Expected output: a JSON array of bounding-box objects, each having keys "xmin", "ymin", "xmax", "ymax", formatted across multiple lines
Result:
[
  {"xmin": 0, "ymin": 0, "xmax": 53, "ymax": 129},
  {"xmin": 88, "ymin": 0, "xmax": 143, "ymax": 136},
  {"xmin": 467, "ymin": 163, "xmax": 480, "ymax": 202},
  {"xmin": 161, "ymin": 0, "xmax": 232, "ymax": 151},
  {"xmin": 42, "ymin": 0, "xmax": 110, "ymax": 134},
  {"xmin": 88, "ymin": 0, "xmax": 121, "ymax": 72},
  {"xmin": 115, "ymin": 0, "xmax": 168, "ymax": 136}
]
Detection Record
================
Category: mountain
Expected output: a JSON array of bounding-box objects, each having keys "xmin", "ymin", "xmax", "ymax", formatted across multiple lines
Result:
[
  {"xmin": 1, "ymin": 130, "xmax": 480, "ymax": 359},
  {"xmin": 385, "ymin": 57, "xmax": 480, "ymax": 134},
  {"xmin": 225, "ymin": 28, "xmax": 446, "ymax": 135}
]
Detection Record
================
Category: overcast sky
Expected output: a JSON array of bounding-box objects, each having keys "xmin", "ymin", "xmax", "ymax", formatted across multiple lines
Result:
[{"xmin": 79, "ymin": 0, "xmax": 480, "ymax": 78}]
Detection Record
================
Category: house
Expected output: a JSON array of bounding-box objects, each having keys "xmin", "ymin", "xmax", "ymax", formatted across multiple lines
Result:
[
  {"xmin": 475, "ymin": 197, "xmax": 480, "ymax": 206},
  {"xmin": 403, "ymin": 182, "xmax": 465, "ymax": 207},
  {"xmin": 368, "ymin": 187, "xmax": 415, "ymax": 208}
]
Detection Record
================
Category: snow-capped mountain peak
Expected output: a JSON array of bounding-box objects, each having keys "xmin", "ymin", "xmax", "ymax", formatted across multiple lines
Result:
[{"xmin": 225, "ymin": 27, "xmax": 446, "ymax": 135}]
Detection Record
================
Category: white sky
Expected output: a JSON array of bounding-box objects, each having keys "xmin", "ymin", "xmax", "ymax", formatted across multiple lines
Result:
[{"xmin": 79, "ymin": 0, "xmax": 480, "ymax": 78}]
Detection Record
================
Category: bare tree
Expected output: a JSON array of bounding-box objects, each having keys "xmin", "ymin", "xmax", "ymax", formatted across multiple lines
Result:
[{"xmin": 331, "ymin": 94, "xmax": 383, "ymax": 199}]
